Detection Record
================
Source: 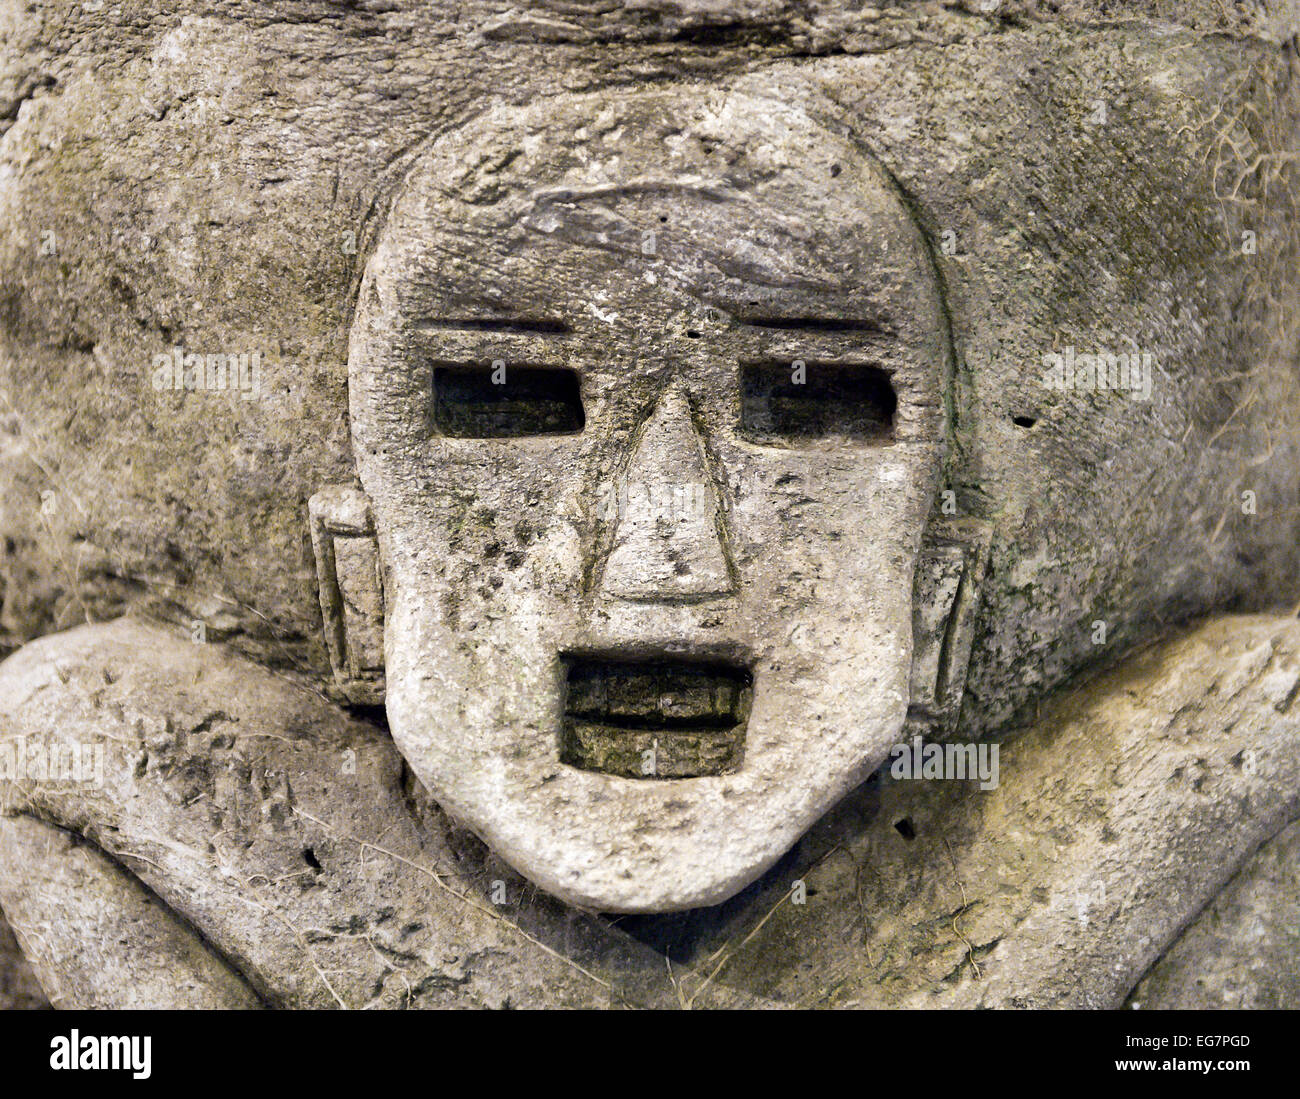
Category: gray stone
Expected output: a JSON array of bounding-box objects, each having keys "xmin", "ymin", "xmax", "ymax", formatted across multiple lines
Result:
[
  {"xmin": 1129, "ymin": 820, "xmax": 1300, "ymax": 1010},
  {"xmin": 0, "ymin": 906, "xmax": 46, "ymax": 1009},
  {"xmin": 1, "ymin": 0, "xmax": 1299, "ymax": 1004},
  {"xmin": 349, "ymin": 82, "xmax": 949, "ymax": 912},
  {"xmin": 3, "ymin": 612, "xmax": 1299, "ymax": 1007}
]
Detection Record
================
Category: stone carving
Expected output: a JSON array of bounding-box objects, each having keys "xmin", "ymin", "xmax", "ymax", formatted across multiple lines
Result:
[
  {"xmin": 906, "ymin": 519, "xmax": 991, "ymax": 736},
  {"xmin": 348, "ymin": 86, "xmax": 951, "ymax": 912},
  {"xmin": 1, "ymin": 1, "xmax": 1298, "ymax": 1009},
  {"xmin": 308, "ymin": 486, "xmax": 385, "ymax": 706}
]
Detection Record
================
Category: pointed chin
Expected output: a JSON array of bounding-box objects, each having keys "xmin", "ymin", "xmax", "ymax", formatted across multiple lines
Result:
[{"xmin": 382, "ymin": 580, "xmax": 912, "ymax": 912}]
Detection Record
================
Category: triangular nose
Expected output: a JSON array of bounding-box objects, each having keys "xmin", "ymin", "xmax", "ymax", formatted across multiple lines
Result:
[{"xmin": 600, "ymin": 389, "xmax": 734, "ymax": 601}]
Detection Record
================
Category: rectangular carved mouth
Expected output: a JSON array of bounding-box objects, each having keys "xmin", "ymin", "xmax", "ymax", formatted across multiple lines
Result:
[{"xmin": 560, "ymin": 656, "xmax": 752, "ymax": 779}]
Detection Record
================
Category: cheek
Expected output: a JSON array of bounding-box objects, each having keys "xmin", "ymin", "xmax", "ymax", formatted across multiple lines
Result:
[
  {"xmin": 374, "ymin": 470, "xmax": 592, "ymax": 634},
  {"xmin": 726, "ymin": 457, "xmax": 933, "ymax": 659},
  {"xmin": 376, "ymin": 442, "xmax": 587, "ymax": 567},
  {"xmin": 727, "ymin": 453, "xmax": 935, "ymax": 575}
]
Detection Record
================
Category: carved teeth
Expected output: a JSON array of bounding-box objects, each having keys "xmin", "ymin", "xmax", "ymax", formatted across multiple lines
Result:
[{"xmin": 560, "ymin": 657, "xmax": 752, "ymax": 778}]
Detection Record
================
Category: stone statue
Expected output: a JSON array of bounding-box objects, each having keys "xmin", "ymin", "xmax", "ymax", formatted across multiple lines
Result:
[{"xmin": 1, "ymin": 1, "xmax": 1298, "ymax": 1009}]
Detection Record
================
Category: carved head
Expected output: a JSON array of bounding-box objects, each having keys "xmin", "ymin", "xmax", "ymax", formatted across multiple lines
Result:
[{"xmin": 348, "ymin": 86, "xmax": 951, "ymax": 911}]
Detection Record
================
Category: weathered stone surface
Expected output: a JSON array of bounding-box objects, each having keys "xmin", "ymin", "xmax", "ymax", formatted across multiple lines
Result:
[
  {"xmin": 0, "ymin": 815, "xmax": 263, "ymax": 1009},
  {"xmin": 611, "ymin": 612, "xmax": 1300, "ymax": 1007},
  {"xmin": 2, "ymin": 4, "xmax": 1296, "ymax": 726},
  {"xmin": 2, "ymin": 611, "xmax": 1298, "ymax": 1007},
  {"xmin": 0, "ymin": 905, "xmax": 46, "ymax": 1009},
  {"xmin": 350, "ymin": 80, "xmax": 949, "ymax": 912},
  {"xmin": 0, "ymin": 617, "xmax": 767, "ymax": 1007},
  {"xmin": 1, "ymin": 0, "xmax": 1298, "ymax": 1002},
  {"xmin": 1128, "ymin": 820, "xmax": 1300, "ymax": 1010}
]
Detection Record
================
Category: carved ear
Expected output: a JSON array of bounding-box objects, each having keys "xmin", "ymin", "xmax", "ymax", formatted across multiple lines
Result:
[
  {"xmin": 907, "ymin": 518, "xmax": 992, "ymax": 736},
  {"xmin": 309, "ymin": 486, "xmax": 385, "ymax": 706}
]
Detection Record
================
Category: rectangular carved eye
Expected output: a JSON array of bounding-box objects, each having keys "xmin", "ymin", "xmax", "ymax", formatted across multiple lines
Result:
[
  {"xmin": 738, "ymin": 361, "xmax": 896, "ymax": 444},
  {"xmin": 432, "ymin": 364, "xmax": 585, "ymax": 437}
]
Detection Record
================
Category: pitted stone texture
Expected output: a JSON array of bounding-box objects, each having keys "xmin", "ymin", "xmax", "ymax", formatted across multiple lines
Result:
[
  {"xmin": 474, "ymin": 1, "xmax": 1300, "ymax": 49},
  {"xmin": 0, "ymin": 0, "xmax": 1297, "ymax": 995},
  {"xmin": 0, "ymin": 815, "xmax": 263, "ymax": 1009},
  {"xmin": 0, "ymin": 618, "xmax": 766, "ymax": 1008},
  {"xmin": 611, "ymin": 613, "xmax": 1300, "ymax": 1008},
  {"xmin": 1, "ymin": 8, "xmax": 1295, "ymax": 743},
  {"xmin": 600, "ymin": 388, "xmax": 735, "ymax": 602},
  {"xmin": 4, "ymin": 613, "xmax": 1298, "ymax": 1007},
  {"xmin": 1128, "ymin": 819, "xmax": 1300, "ymax": 1009},
  {"xmin": 350, "ymin": 81, "xmax": 948, "ymax": 912},
  {"xmin": 0, "ymin": 906, "xmax": 46, "ymax": 1009},
  {"xmin": 808, "ymin": 38, "xmax": 1300, "ymax": 729}
]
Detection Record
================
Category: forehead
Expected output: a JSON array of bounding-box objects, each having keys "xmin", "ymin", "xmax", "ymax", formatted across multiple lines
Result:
[{"xmin": 378, "ymin": 90, "xmax": 943, "ymax": 346}]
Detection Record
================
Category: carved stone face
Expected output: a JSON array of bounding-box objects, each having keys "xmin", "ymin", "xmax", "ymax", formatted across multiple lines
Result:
[{"xmin": 349, "ymin": 87, "xmax": 949, "ymax": 912}]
